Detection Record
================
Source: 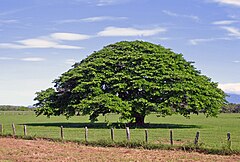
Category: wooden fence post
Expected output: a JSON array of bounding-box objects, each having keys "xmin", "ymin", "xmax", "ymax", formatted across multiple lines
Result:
[
  {"xmin": 85, "ymin": 127, "xmax": 88, "ymax": 142},
  {"xmin": 170, "ymin": 130, "xmax": 173, "ymax": 146},
  {"xmin": 227, "ymin": 132, "xmax": 231, "ymax": 141},
  {"xmin": 145, "ymin": 129, "xmax": 148, "ymax": 143},
  {"xmin": 0, "ymin": 124, "xmax": 3, "ymax": 135},
  {"xmin": 60, "ymin": 126, "xmax": 64, "ymax": 140},
  {"xmin": 111, "ymin": 128, "xmax": 114, "ymax": 141},
  {"xmin": 126, "ymin": 127, "xmax": 130, "ymax": 141},
  {"xmin": 227, "ymin": 132, "xmax": 231, "ymax": 149},
  {"xmin": 194, "ymin": 131, "xmax": 200, "ymax": 145},
  {"xmin": 23, "ymin": 125, "xmax": 27, "ymax": 136},
  {"xmin": 12, "ymin": 123, "xmax": 16, "ymax": 136}
]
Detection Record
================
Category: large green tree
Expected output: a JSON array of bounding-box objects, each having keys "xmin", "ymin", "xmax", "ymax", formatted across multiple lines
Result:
[{"xmin": 34, "ymin": 41, "xmax": 226, "ymax": 125}]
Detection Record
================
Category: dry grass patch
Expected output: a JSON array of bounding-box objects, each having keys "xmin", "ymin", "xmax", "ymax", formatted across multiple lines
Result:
[{"xmin": 0, "ymin": 137, "xmax": 239, "ymax": 162}]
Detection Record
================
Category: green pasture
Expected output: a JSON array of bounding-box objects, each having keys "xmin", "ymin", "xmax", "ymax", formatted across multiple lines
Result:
[{"xmin": 0, "ymin": 111, "xmax": 239, "ymax": 151}]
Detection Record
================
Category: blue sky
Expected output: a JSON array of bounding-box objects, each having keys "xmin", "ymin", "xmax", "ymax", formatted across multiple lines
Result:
[{"xmin": 0, "ymin": 0, "xmax": 240, "ymax": 106}]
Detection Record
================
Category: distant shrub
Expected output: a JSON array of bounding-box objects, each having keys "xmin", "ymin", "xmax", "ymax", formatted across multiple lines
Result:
[
  {"xmin": 0, "ymin": 105, "xmax": 33, "ymax": 111},
  {"xmin": 221, "ymin": 103, "xmax": 240, "ymax": 113}
]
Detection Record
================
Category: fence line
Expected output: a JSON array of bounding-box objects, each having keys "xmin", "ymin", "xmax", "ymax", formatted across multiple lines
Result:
[{"xmin": 0, "ymin": 123, "xmax": 235, "ymax": 148}]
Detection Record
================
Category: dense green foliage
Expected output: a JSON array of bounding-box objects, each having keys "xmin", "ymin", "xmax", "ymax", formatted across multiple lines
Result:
[
  {"xmin": 0, "ymin": 105, "xmax": 31, "ymax": 111},
  {"xmin": 34, "ymin": 41, "xmax": 226, "ymax": 124}
]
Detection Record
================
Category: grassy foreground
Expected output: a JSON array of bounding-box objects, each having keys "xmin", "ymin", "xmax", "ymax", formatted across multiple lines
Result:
[{"xmin": 0, "ymin": 112, "xmax": 239, "ymax": 152}]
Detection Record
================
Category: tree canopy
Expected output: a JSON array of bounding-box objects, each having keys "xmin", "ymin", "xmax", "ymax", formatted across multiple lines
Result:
[{"xmin": 34, "ymin": 41, "xmax": 226, "ymax": 124}]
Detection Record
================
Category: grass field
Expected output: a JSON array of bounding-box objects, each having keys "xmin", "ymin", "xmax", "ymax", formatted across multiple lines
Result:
[{"xmin": 0, "ymin": 111, "xmax": 239, "ymax": 151}]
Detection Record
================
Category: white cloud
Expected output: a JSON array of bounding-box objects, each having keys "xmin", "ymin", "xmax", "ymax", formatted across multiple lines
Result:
[
  {"xmin": 50, "ymin": 33, "xmax": 91, "ymax": 41},
  {"xmin": 189, "ymin": 38, "xmax": 212, "ymax": 45},
  {"xmin": 189, "ymin": 37, "xmax": 231, "ymax": 45},
  {"xmin": 20, "ymin": 57, "xmax": 45, "ymax": 62},
  {"xmin": 0, "ymin": 32, "xmax": 88, "ymax": 49},
  {"xmin": 57, "ymin": 16, "xmax": 127, "ymax": 24},
  {"xmin": 212, "ymin": 0, "xmax": 240, "ymax": 7},
  {"xmin": 65, "ymin": 59, "xmax": 77, "ymax": 65},
  {"xmin": 162, "ymin": 10, "xmax": 199, "ymax": 21},
  {"xmin": 98, "ymin": 27, "xmax": 166, "ymax": 37},
  {"xmin": 212, "ymin": 20, "xmax": 238, "ymax": 25},
  {"xmin": 218, "ymin": 83, "xmax": 240, "ymax": 94},
  {"xmin": 221, "ymin": 26, "xmax": 240, "ymax": 37},
  {"xmin": 0, "ymin": 43, "xmax": 26, "ymax": 49},
  {"xmin": 0, "ymin": 42, "xmax": 82, "ymax": 49},
  {"xmin": 81, "ymin": 16, "xmax": 127, "ymax": 22},
  {"xmin": 18, "ymin": 39, "xmax": 59, "ymax": 48},
  {"xmin": 18, "ymin": 38, "xmax": 83, "ymax": 49},
  {"xmin": 0, "ymin": 56, "xmax": 47, "ymax": 62}
]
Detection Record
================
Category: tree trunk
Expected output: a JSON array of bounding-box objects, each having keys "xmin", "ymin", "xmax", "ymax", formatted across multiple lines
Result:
[{"xmin": 135, "ymin": 114, "xmax": 145, "ymax": 125}]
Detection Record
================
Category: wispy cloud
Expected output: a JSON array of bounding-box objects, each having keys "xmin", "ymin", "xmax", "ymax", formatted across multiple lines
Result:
[
  {"xmin": 97, "ymin": 26, "xmax": 166, "ymax": 37},
  {"xmin": 218, "ymin": 83, "xmax": 240, "ymax": 94},
  {"xmin": 20, "ymin": 57, "xmax": 45, "ymax": 62},
  {"xmin": 212, "ymin": 20, "xmax": 238, "ymax": 25},
  {"xmin": 65, "ymin": 59, "xmax": 77, "ymax": 65},
  {"xmin": 96, "ymin": 0, "xmax": 130, "ymax": 6},
  {"xmin": 0, "ymin": 41, "xmax": 82, "ymax": 49},
  {"xmin": 0, "ymin": 57, "xmax": 15, "ymax": 60},
  {"xmin": 0, "ymin": 56, "xmax": 45, "ymax": 62},
  {"xmin": 82, "ymin": 16, "xmax": 127, "ymax": 22},
  {"xmin": 0, "ymin": 43, "xmax": 26, "ymax": 49},
  {"xmin": 221, "ymin": 26, "xmax": 240, "ymax": 38},
  {"xmin": 158, "ymin": 37, "xmax": 171, "ymax": 40},
  {"xmin": 57, "ymin": 16, "xmax": 127, "ymax": 24},
  {"xmin": 0, "ymin": 7, "xmax": 33, "ymax": 16},
  {"xmin": 18, "ymin": 39, "xmax": 60, "ymax": 48},
  {"xmin": 74, "ymin": 0, "xmax": 131, "ymax": 6},
  {"xmin": 212, "ymin": 0, "xmax": 240, "ymax": 7},
  {"xmin": 97, "ymin": 0, "xmax": 117, "ymax": 6},
  {"xmin": 189, "ymin": 37, "xmax": 231, "ymax": 45},
  {"xmin": 233, "ymin": 60, "xmax": 240, "ymax": 63},
  {"xmin": 0, "ymin": 32, "xmax": 90, "ymax": 49},
  {"xmin": 0, "ymin": 19, "xmax": 18, "ymax": 25},
  {"xmin": 162, "ymin": 10, "xmax": 199, "ymax": 21},
  {"xmin": 18, "ymin": 39, "xmax": 82, "ymax": 49},
  {"xmin": 50, "ymin": 33, "xmax": 91, "ymax": 41}
]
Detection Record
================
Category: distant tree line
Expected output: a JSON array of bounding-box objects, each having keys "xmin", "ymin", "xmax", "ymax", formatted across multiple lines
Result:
[
  {"xmin": 221, "ymin": 103, "xmax": 240, "ymax": 113},
  {"xmin": 0, "ymin": 105, "xmax": 33, "ymax": 111},
  {"xmin": 0, "ymin": 103, "xmax": 239, "ymax": 113}
]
